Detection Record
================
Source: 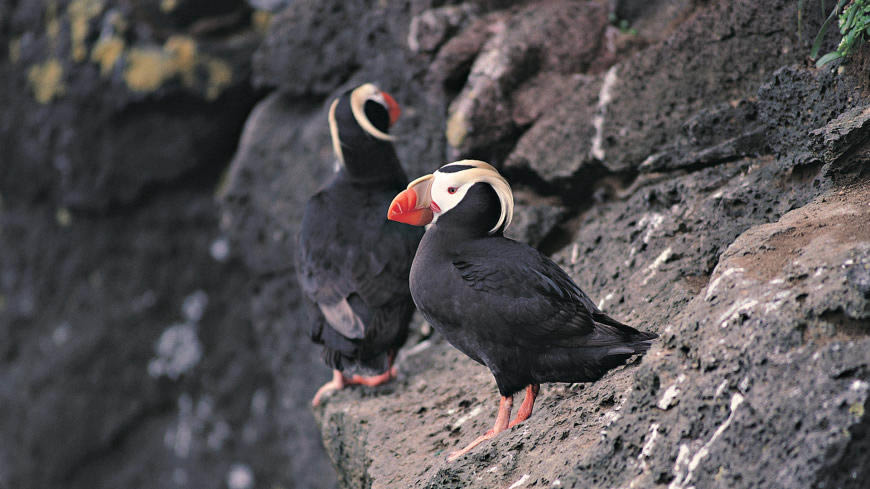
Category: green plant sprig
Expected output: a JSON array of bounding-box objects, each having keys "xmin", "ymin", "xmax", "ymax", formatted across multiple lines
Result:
[{"xmin": 814, "ymin": 0, "xmax": 870, "ymax": 67}]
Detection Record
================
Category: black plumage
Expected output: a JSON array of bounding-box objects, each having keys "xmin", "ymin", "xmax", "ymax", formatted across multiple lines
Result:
[
  {"xmin": 410, "ymin": 182, "xmax": 655, "ymax": 395},
  {"xmin": 296, "ymin": 84, "xmax": 422, "ymax": 405},
  {"xmin": 388, "ymin": 161, "xmax": 656, "ymax": 459}
]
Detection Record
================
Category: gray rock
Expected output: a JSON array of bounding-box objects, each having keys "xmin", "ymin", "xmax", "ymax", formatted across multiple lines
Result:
[
  {"xmin": 309, "ymin": 142, "xmax": 870, "ymax": 489},
  {"xmin": 218, "ymin": 91, "xmax": 340, "ymax": 488},
  {"xmin": 503, "ymin": 74, "xmax": 602, "ymax": 183},
  {"xmin": 504, "ymin": 189, "xmax": 567, "ymax": 248},
  {"xmin": 408, "ymin": 4, "xmax": 480, "ymax": 55},
  {"xmin": 597, "ymin": 0, "xmax": 822, "ymax": 172},
  {"xmin": 444, "ymin": 0, "xmax": 611, "ymax": 159},
  {"xmin": 0, "ymin": 191, "xmax": 286, "ymax": 489},
  {"xmin": 0, "ymin": 0, "xmax": 260, "ymax": 210}
]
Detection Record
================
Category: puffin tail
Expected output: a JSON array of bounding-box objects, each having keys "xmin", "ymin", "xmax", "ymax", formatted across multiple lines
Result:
[{"xmin": 590, "ymin": 313, "xmax": 658, "ymax": 357}]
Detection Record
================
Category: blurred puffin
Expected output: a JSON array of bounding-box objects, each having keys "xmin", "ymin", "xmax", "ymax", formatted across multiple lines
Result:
[
  {"xmin": 387, "ymin": 160, "xmax": 657, "ymax": 460},
  {"xmin": 297, "ymin": 83, "xmax": 423, "ymax": 406}
]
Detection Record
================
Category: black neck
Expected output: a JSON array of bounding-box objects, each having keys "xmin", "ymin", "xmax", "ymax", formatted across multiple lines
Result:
[
  {"xmin": 342, "ymin": 140, "xmax": 407, "ymax": 186},
  {"xmin": 433, "ymin": 182, "xmax": 504, "ymax": 239}
]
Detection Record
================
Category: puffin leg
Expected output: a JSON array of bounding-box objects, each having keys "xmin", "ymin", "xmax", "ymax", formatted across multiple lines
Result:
[
  {"xmin": 447, "ymin": 395, "xmax": 514, "ymax": 461},
  {"xmin": 347, "ymin": 351, "xmax": 398, "ymax": 386},
  {"xmin": 508, "ymin": 384, "xmax": 540, "ymax": 428},
  {"xmin": 311, "ymin": 369, "xmax": 346, "ymax": 406}
]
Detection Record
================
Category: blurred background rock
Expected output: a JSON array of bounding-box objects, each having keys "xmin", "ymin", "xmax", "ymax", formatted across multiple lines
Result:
[{"xmin": 1, "ymin": 1, "xmax": 867, "ymax": 489}]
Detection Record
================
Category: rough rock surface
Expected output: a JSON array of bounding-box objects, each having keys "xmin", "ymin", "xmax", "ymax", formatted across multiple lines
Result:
[
  {"xmin": 0, "ymin": 1, "xmax": 285, "ymax": 488},
  {"xmin": 4, "ymin": 0, "xmax": 870, "ymax": 488},
  {"xmin": 301, "ymin": 1, "xmax": 868, "ymax": 488}
]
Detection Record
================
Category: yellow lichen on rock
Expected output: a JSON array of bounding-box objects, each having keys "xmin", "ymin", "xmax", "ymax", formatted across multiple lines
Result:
[
  {"xmin": 446, "ymin": 111, "xmax": 468, "ymax": 148},
  {"xmin": 164, "ymin": 35, "xmax": 198, "ymax": 86},
  {"xmin": 160, "ymin": 0, "xmax": 178, "ymax": 13},
  {"xmin": 56, "ymin": 208, "xmax": 73, "ymax": 227},
  {"xmin": 124, "ymin": 47, "xmax": 174, "ymax": 92},
  {"xmin": 252, "ymin": 10, "xmax": 273, "ymax": 34},
  {"xmin": 124, "ymin": 36, "xmax": 199, "ymax": 93},
  {"xmin": 90, "ymin": 36, "xmax": 124, "ymax": 75},
  {"xmin": 68, "ymin": 0, "xmax": 104, "ymax": 62},
  {"xmin": 9, "ymin": 38, "xmax": 21, "ymax": 63},
  {"xmin": 28, "ymin": 58, "xmax": 66, "ymax": 103},
  {"xmin": 205, "ymin": 58, "xmax": 232, "ymax": 101},
  {"xmin": 46, "ymin": 1, "xmax": 61, "ymax": 42}
]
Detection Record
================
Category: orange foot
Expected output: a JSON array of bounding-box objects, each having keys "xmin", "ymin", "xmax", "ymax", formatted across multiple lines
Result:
[
  {"xmin": 311, "ymin": 364, "xmax": 398, "ymax": 406},
  {"xmin": 447, "ymin": 396, "xmax": 513, "ymax": 461},
  {"xmin": 447, "ymin": 384, "xmax": 540, "ymax": 461}
]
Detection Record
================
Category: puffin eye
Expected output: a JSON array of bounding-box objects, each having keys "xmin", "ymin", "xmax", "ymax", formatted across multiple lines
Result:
[{"xmin": 447, "ymin": 187, "xmax": 457, "ymax": 194}]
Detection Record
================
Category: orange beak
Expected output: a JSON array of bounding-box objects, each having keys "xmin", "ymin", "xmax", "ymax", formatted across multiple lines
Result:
[
  {"xmin": 388, "ymin": 174, "xmax": 434, "ymax": 226},
  {"xmin": 382, "ymin": 91, "xmax": 401, "ymax": 127}
]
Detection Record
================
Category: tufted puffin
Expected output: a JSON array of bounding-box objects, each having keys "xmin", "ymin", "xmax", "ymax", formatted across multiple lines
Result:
[
  {"xmin": 297, "ymin": 83, "xmax": 423, "ymax": 406},
  {"xmin": 387, "ymin": 160, "xmax": 657, "ymax": 460}
]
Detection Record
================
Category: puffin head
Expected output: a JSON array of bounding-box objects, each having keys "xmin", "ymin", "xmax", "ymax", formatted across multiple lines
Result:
[
  {"xmin": 328, "ymin": 83, "xmax": 401, "ymax": 166},
  {"xmin": 387, "ymin": 160, "xmax": 514, "ymax": 235}
]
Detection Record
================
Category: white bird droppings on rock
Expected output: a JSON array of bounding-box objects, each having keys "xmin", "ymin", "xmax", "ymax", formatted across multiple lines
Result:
[
  {"xmin": 851, "ymin": 379, "xmax": 869, "ymax": 392},
  {"xmin": 658, "ymin": 374, "xmax": 686, "ymax": 410},
  {"xmin": 452, "ymin": 405, "xmax": 483, "ymax": 430},
  {"xmin": 251, "ymin": 388, "xmax": 269, "ymax": 417},
  {"xmin": 508, "ymin": 473, "xmax": 530, "ymax": 489},
  {"xmin": 670, "ymin": 393, "xmax": 745, "ymax": 489},
  {"xmin": 641, "ymin": 247, "xmax": 673, "ymax": 286},
  {"xmin": 704, "ymin": 267, "xmax": 745, "ymax": 301},
  {"xmin": 591, "ymin": 66, "xmax": 619, "ymax": 160},
  {"xmin": 598, "ymin": 292, "xmax": 614, "ymax": 310},
  {"xmin": 640, "ymin": 423, "xmax": 661, "ymax": 459},
  {"xmin": 182, "ymin": 290, "xmax": 208, "ymax": 323},
  {"xmin": 714, "ymin": 379, "xmax": 729, "ymax": 398},
  {"xmin": 52, "ymin": 321, "xmax": 71, "ymax": 346},
  {"xmin": 227, "ymin": 463, "xmax": 254, "ymax": 489},
  {"xmin": 148, "ymin": 323, "xmax": 203, "ymax": 380},
  {"xmin": 210, "ymin": 236, "xmax": 230, "ymax": 262},
  {"xmin": 717, "ymin": 299, "xmax": 758, "ymax": 328}
]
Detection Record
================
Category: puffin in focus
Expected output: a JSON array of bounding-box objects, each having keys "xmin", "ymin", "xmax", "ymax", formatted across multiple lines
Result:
[
  {"xmin": 297, "ymin": 83, "xmax": 423, "ymax": 406},
  {"xmin": 387, "ymin": 160, "xmax": 657, "ymax": 460}
]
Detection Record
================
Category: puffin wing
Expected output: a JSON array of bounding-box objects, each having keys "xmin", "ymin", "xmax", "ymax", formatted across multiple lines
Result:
[
  {"xmin": 297, "ymin": 192, "xmax": 419, "ymax": 341},
  {"xmin": 452, "ymin": 239, "xmax": 632, "ymax": 349}
]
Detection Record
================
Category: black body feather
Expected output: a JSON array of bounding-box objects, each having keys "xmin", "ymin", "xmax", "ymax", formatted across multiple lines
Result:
[
  {"xmin": 410, "ymin": 184, "xmax": 656, "ymax": 395},
  {"xmin": 296, "ymin": 91, "xmax": 422, "ymax": 373}
]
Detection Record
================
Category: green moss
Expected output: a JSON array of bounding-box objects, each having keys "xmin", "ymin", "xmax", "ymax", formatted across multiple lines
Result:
[
  {"xmin": 849, "ymin": 402, "xmax": 865, "ymax": 417},
  {"xmin": 813, "ymin": 0, "xmax": 870, "ymax": 67}
]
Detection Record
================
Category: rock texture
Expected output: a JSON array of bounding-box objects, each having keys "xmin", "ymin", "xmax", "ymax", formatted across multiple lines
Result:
[
  {"xmin": 0, "ymin": 1, "xmax": 287, "ymax": 489},
  {"xmin": 3, "ymin": 0, "xmax": 870, "ymax": 488}
]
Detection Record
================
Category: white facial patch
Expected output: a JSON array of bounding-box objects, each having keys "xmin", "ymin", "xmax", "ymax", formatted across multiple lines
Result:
[
  {"xmin": 428, "ymin": 160, "xmax": 514, "ymax": 233},
  {"xmin": 429, "ymin": 171, "xmax": 474, "ymax": 225}
]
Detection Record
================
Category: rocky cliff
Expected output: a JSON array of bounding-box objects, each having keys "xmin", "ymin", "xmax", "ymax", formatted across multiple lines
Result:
[{"xmin": 1, "ymin": 1, "xmax": 868, "ymax": 489}]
